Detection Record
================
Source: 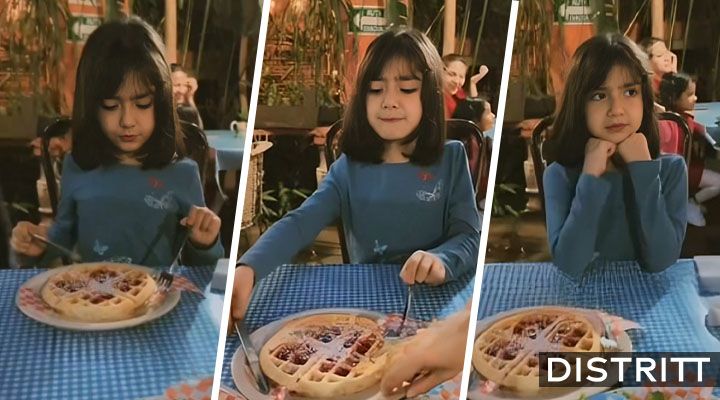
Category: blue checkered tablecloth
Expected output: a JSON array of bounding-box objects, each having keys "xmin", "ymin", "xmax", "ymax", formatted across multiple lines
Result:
[
  {"xmin": 470, "ymin": 260, "xmax": 720, "ymax": 397},
  {"xmin": 0, "ymin": 266, "xmax": 221, "ymax": 400},
  {"xmin": 221, "ymin": 263, "xmax": 474, "ymax": 389},
  {"xmin": 477, "ymin": 260, "xmax": 720, "ymax": 352}
]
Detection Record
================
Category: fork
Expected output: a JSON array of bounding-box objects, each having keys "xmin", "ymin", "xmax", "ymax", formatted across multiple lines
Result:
[
  {"xmin": 399, "ymin": 285, "xmax": 414, "ymax": 330},
  {"xmin": 153, "ymin": 270, "xmax": 174, "ymax": 292},
  {"xmin": 153, "ymin": 225, "xmax": 191, "ymax": 292}
]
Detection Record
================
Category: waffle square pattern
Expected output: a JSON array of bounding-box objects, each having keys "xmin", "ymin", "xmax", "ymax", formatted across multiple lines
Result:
[
  {"xmin": 40, "ymin": 263, "xmax": 158, "ymax": 322},
  {"xmin": 259, "ymin": 313, "xmax": 389, "ymax": 398}
]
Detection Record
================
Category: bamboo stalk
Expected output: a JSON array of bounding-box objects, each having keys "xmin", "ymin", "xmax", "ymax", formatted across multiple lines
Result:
[
  {"xmin": 680, "ymin": 0, "xmax": 694, "ymax": 70},
  {"xmin": 181, "ymin": 0, "xmax": 194, "ymax": 67},
  {"xmin": 623, "ymin": 0, "xmax": 649, "ymax": 36},
  {"xmin": 650, "ymin": 0, "xmax": 663, "ymax": 39},
  {"xmin": 669, "ymin": 0, "xmax": 678, "ymax": 47},
  {"xmin": 443, "ymin": 0, "xmax": 456, "ymax": 55},
  {"xmin": 459, "ymin": 0, "xmax": 471, "ymax": 54},
  {"xmin": 472, "ymin": 0, "xmax": 489, "ymax": 68},
  {"xmin": 196, "ymin": 0, "xmax": 212, "ymax": 73},
  {"xmin": 165, "ymin": 0, "xmax": 177, "ymax": 63},
  {"xmin": 424, "ymin": 5, "xmax": 445, "ymax": 36}
]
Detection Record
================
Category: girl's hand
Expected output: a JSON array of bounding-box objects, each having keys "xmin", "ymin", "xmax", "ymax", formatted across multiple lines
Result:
[
  {"xmin": 380, "ymin": 309, "xmax": 469, "ymax": 397},
  {"xmin": 181, "ymin": 206, "xmax": 221, "ymax": 248},
  {"xmin": 232, "ymin": 265, "xmax": 254, "ymax": 320},
  {"xmin": 617, "ymin": 133, "xmax": 651, "ymax": 163},
  {"xmin": 400, "ymin": 251, "xmax": 446, "ymax": 285},
  {"xmin": 470, "ymin": 65, "xmax": 489, "ymax": 86},
  {"xmin": 184, "ymin": 77, "xmax": 198, "ymax": 106},
  {"xmin": 583, "ymin": 138, "xmax": 616, "ymax": 177},
  {"xmin": 11, "ymin": 221, "xmax": 48, "ymax": 257}
]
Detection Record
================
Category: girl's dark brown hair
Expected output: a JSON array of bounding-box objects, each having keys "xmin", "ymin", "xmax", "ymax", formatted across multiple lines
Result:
[
  {"xmin": 341, "ymin": 28, "xmax": 445, "ymax": 165},
  {"xmin": 659, "ymin": 72, "xmax": 692, "ymax": 112},
  {"xmin": 72, "ymin": 16, "xmax": 182, "ymax": 170},
  {"xmin": 546, "ymin": 33, "xmax": 660, "ymax": 167}
]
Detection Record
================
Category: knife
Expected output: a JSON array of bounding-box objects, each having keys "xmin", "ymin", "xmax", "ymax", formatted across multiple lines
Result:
[
  {"xmin": 31, "ymin": 233, "xmax": 82, "ymax": 263},
  {"xmin": 235, "ymin": 320, "xmax": 271, "ymax": 394},
  {"xmin": 400, "ymin": 285, "xmax": 414, "ymax": 330}
]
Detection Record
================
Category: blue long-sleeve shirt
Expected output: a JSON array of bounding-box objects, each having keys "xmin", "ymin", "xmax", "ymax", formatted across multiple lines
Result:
[
  {"xmin": 42, "ymin": 155, "xmax": 224, "ymax": 267},
  {"xmin": 240, "ymin": 140, "xmax": 481, "ymax": 281},
  {"xmin": 544, "ymin": 155, "xmax": 687, "ymax": 278}
]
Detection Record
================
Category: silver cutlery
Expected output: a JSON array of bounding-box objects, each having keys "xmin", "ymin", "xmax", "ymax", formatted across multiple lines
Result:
[
  {"xmin": 31, "ymin": 233, "xmax": 82, "ymax": 263},
  {"xmin": 400, "ymin": 285, "xmax": 414, "ymax": 330},
  {"xmin": 235, "ymin": 320, "xmax": 270, "ymax": 394}
]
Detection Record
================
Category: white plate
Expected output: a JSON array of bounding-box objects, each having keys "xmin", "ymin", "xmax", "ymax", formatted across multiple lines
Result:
[
  {"xmin": 592, "ymin": 388, "xmax": 720, "ymax": 399},
  {"xmin": 469, "ymin": 306, "xmax": 634, "ymax": 400},
  {"xmin": 16, "ymin": 263, "xmax": 180, "ymax": 331},
  {"xmin": 230, "ymin": 308, "xmax": 405, "ymax": 400}
]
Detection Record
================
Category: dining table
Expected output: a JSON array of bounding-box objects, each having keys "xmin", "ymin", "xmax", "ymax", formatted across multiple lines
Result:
[
  {"xmin": 0, "ymin": 264, "xmax": 222, "ymax": 400},
  {"xmin": 470, "ymin": 259, "xmax": 720, "ymax": 397},
  {"xmin": 205, "ymin": 130, "xmax": 246, "ymax": 172},
  {"xmin": 694, "ymin": 102, "xmax": 720, "ymax": 142},
  {"xmin": 220, "ymin": 263, "xmax": 475, "ymax": 398}
]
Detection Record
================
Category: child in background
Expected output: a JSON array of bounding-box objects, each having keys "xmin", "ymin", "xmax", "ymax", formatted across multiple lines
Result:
[
  {"xmin": 442, "ymin": 54, "xmax": 489, "ymax": 118},
  {"xmin": 453, "ymin": 96, "xmax": 496, "ymax": 134},
  {"xmin": 450, "ymin": 97, "xmax": 496, "ymax": 202},
  {"xmin": 659, "ymin": 72, "xmax": 720, "ymax": 227},
  {"xmin": 543, "ymin": 33, "xmax": 687, "ymax": 278},
  {"xmin": 232, "ymin": 29, "xmax": 480, "ymax": 319},
  {"xmin": 11, "ymin": 17, "xmax": 223, "ymax": 267},
  {"xmin": 640, "ymin": 37, "xmax": 677, "ymax": 95}
]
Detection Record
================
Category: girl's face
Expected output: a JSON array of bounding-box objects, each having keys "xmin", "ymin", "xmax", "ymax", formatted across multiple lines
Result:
[
  {"xmin": 366, "ymin": 57, "xmax": 423, "ymax": 143},
  {"xmin": 443, "ymin": 60, "xmax": 467, "ymax": 95},
  {"xmin": 676, "ymin": 80, "xmax": 697, "ymax": 112},
  {"xmin": 171, "ymin": 70, "xmax": 189, "ymax": 103},
  {"xmin": 648, "ymin": 41, "xmax": 674, "ymax": 74},
  {"xmin": 479, "ymin": 101, "xmax": 495, "ymax": 132},
  {"xmin": 98, "ymin": 74, "xmax": 156, "ymax": 164},
  {"xmin": 585, "ymin": 65, "xmax": 644, "ymax": 144}
]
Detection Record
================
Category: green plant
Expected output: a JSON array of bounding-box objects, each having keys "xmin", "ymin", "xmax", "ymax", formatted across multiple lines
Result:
[
  {"xmin": 491, "ymin": 183, "xmax": 528, "ymax": 218},
  {"xmin": 0, "ymin": 0, "xmax": 70, "ymax": 115},
  {"xmin": 260, "ymin": 0, "xmax": 352, "ymax": 107},
  {"xmin": 514, "ymin": 0, "xmax": 555, "ymax": 97},
  {"xmin": 254, "ymin": 182, "xmax": 310, "ymax": 231}
]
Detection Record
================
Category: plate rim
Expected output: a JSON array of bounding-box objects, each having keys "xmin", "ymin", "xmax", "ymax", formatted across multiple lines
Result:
[
  {"xmin": 230, "ymin": 307, "xmax": 398, "ymax": 400},
  {"xmin": 15, "ymin": 262, "xmax": 181, "ymax": 331},
  {"xmin": 470, "ymin": 305, "xmax": 634, "ymax": 400}
]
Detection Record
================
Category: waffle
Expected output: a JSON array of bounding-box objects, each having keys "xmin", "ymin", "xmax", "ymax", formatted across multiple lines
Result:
[
  {"xmin": 473, "ymin": 308, "xmax": 603, "ymax": 394},
  {"xmin": 259, "ymin": 314, "xmax": 388, "ymax": 398},
  {"xmin": 41, "ymin": 263, "xmax": 157, "ymax": 322}
]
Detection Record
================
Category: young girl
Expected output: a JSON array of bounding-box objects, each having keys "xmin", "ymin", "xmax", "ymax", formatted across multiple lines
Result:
[
  {"xmin": 640, "ymin": 37, "xmax": 677, "ymax": 95},
  {"xmin": 543, "ymin": 33, "xmax": 687, "ymax": 278},
  {"xmin": 659, "ymin": 72, "xmax": 720, "ymax": 226},
  {"xmin": 11, "ymin": 17, "xmax": 223, "ymax": 267},
  {"xmin": 232, "ymin": 29, "xmax": 481, "ymax": 319},
  {"xmin": 453, "ymin": 96, "xmax": 496, "ymax": 133},
  {"xmin": 442, "ymin": 54, "xmax": 489, "ymax": 118}
]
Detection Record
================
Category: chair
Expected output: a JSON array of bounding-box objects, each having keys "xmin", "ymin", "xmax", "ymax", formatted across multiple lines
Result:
[
  {"xmin": 319, "ymin": 119, "xmax": 350, "ymax": 263},
  {"xmin": 179, "ymin": 121, "xmax": 210, "ymax": 185},
  {"xmin": 323, "ymin": 119, "xmax": 344, "ymax": 169},
  {"xmin": 39, "ymin": 117, "xmax": 72, "ymax": 217},
  {"xmin": 241, "ymin": 139, "xmax": 273, "ymax": 230},
  {"xmin": 446, "ymin": 118, "xmax": 491, "ymax": 207},
  {"xmin": 658, "ymin": 111, "xmax": 692, "ymax": 164},
  {"xmin": 0, "ymin": 186, "xmax": 10, "ymax": 267},
  {"xmin": 529, "ymin": 115, "xmax": 555, "ymax": 219}
]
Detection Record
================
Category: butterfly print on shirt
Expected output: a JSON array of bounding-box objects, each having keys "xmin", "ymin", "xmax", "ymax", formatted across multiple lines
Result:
[
  {"xmin": 416, "ymin": 180, "xmax": 443, "ymax": 202},
  {"xmin": 93, "ymin": 240, "xmax": 109, "ymax": 256},
  {"xmin": 144, "ymin": 191, "xmax": 176, "ymax": 210}
]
